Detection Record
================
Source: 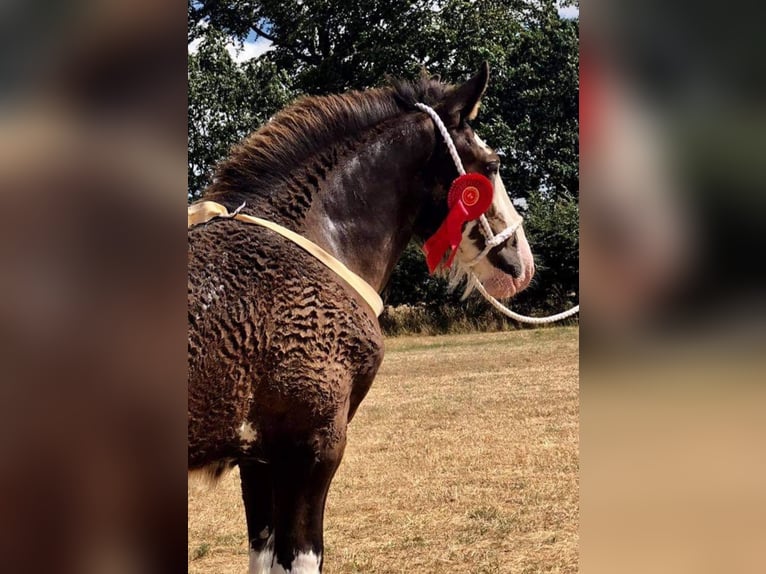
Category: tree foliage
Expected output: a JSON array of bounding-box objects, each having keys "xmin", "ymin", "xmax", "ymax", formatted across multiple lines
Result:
[
  {"xmin": 513, "ymin": 191, "xmax": 579, "ymax": 315},
  {"xmin": 188, "ymin": 0, "xmax": 579, "ymax": 323},
  {"xmin": 188, "ymin": 27, "xmax": 295, "ymax": 198}
]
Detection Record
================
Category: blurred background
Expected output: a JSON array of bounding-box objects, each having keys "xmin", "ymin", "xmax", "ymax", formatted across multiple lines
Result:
[
  {"xmin": 582, "ymin": 0, "xmax": 766, "ymax": 337},
  {"xmin": 0, "ymin": 1, "xmax": 187, "ymax": 573},
  {"xmin": 582, "ymin": 0, "xmax": 766, "ymax": 572}
]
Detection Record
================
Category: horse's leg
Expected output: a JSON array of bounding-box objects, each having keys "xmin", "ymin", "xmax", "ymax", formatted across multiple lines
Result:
[
  {"xmin": 270, "ymin": 435, "xmax": 346, "ymax": 574},
  {"xmin": 240, "ymin": 461, "xmax": 275, "ymax": 574}
]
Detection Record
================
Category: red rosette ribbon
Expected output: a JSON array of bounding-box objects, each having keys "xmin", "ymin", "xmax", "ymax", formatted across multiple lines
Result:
[{"xmin": 422, "ymin": 173, "xmax": 494, "ymax": 273}]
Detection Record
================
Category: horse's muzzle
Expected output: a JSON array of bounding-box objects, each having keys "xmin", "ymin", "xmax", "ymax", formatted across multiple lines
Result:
[{"xmin": 482, "ymin": 227, "xmax": 535, "ymax": 299}]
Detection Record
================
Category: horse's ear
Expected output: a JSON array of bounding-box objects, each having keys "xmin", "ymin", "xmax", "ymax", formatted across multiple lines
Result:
[{"xmin": 443, "ymin": 61, "xmax": 489, "ymax": 123}]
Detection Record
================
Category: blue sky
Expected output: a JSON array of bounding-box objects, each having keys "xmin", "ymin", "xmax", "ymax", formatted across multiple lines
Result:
[
  {"xmin": 227, "ymin": 31, "xmax": 274, "ymax": 62},
  {"xmin": 188, "ymin": 27, "xmax": 274, "ymax": 63}
]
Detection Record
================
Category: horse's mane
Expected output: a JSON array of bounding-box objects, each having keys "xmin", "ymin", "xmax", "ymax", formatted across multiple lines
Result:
[{"xmin": 202, "ymin": 75, "xmax": 450, "ymax": 205}]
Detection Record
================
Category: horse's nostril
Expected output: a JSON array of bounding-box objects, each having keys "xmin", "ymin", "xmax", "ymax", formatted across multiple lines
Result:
[{"xmin": 488, "ymin": 245, "xmax": 522, "ymax": 278}]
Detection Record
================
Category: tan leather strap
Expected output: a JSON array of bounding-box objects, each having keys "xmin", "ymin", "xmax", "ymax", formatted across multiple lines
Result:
[{"xmin": 188, "ymin": 201, "xmax": 384, "ymax": 317}]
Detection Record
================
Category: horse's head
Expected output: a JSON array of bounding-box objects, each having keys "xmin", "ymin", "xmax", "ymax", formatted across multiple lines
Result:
[{"xmin": 415, "ymin": 63, "xmax": 535, "ymax": 299}]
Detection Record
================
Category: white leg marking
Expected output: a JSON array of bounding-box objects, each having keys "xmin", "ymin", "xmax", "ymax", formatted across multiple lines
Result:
[
  {"xmin": 238, "ymin": 421, "xmax": 258, "ymax": 445},
  {"xmin": 247, "ymin": 535, "xmax": 274, "ymax": 574},
  {"xmin": 271, "ymin": 550, "xmax": 322, "ymax": 574}
]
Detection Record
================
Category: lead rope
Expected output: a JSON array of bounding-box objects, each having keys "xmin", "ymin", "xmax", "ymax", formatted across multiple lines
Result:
[{"xmin": 415, "ymin": 102, "xmax": 579, "ymax": 325}]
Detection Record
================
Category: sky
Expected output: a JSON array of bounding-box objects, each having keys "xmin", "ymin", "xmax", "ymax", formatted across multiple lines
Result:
[
  {"xmin": 226, "ymin": 31, "xmax": 274, "ymax": 63},
  {"xmin": 557, "ymin": 5, "xmax": 579, "ymax": 20},
  {"xmin": 188, "ymin": 29, "xmax": 274, "ymax": 63}
]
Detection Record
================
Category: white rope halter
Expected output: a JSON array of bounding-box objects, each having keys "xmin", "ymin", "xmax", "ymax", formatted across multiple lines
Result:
[{"xmin": 415, "ymin": 102, "xmax": 579, "ymax": 325}]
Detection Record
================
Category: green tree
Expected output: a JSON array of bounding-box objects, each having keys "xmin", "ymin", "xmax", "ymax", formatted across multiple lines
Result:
[
  {"xmin": 512, "ymin": 191, "xmax": 579, "ymax": 316},
  {"xmin": 188, "ymin": 27, "xmax": 294, "ymax": 198}
]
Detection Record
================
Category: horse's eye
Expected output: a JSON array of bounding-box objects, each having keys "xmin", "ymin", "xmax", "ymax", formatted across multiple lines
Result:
[{"xmin": 485, "ymin": 160, "xmax": 500, "ymax": 175}]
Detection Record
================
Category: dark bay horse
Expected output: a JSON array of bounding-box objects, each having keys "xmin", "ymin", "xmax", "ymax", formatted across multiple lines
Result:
[{"xmin": 188, "ymin": 62, "xmax": 534, "ymax": 573}]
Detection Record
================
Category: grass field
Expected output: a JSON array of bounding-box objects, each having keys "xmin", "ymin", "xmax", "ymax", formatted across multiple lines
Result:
[{"xmin": 188, "ymin": 326, "xmax": 579, "ymax": 573}]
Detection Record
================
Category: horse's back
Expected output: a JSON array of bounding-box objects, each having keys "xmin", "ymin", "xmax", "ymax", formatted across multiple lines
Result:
[{"xmin": 187, "ymin": 220, "xmax": 383, "ymax": 468}]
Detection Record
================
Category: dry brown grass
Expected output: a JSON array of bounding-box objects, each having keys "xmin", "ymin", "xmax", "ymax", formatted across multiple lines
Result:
[{"xmin": 189, "ymin": 327, "xmax": 579, "ymax": 573}]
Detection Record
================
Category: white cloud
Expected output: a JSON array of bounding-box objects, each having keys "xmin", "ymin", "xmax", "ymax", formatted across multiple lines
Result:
[
  {"xmin": 188, "ymin": 37, "xmax": 203, "ymax": 55},
  {"xmin": 188, "ymin": 34, "xmax": 274, "ymax": 63},
  {"xmin": 557, "ymin": 5, "xmax": 579, "ymax": 20},
  {"xmin": 226, "ymin": 36, "xmax": 274, "ymax": 63}
]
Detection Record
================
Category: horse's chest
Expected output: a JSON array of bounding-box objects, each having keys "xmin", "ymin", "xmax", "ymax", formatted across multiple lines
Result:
[{"xmin": 189, "ymin": 230, "xmax": 383, "ymax": 453}]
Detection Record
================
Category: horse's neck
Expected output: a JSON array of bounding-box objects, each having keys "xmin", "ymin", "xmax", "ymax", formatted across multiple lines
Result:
[{"xmin": 302, "ymin": 117, "xmax": 434, "ymax": 291}]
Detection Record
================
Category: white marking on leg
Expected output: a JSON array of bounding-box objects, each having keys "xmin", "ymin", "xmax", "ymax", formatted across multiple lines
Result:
[
  {"xmin": 248, "ymin": 548, "xmax": 273, "ymax": 574},
  {"xmin": 247, "ymin": 534, "xmax": 274, "ymax": 574},
  {"xmin": 238, "ymin": 421, "xmax": 258, "ymax": 446},
  {"xmin": 271, "ymin": 550, "xmax": 322, "ymax": 574}
]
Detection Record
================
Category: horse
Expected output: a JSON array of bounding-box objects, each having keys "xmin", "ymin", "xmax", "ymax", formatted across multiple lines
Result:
[{"xmin": 188, "ymin": 62, "xmax": 534, "ymax": 574}]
